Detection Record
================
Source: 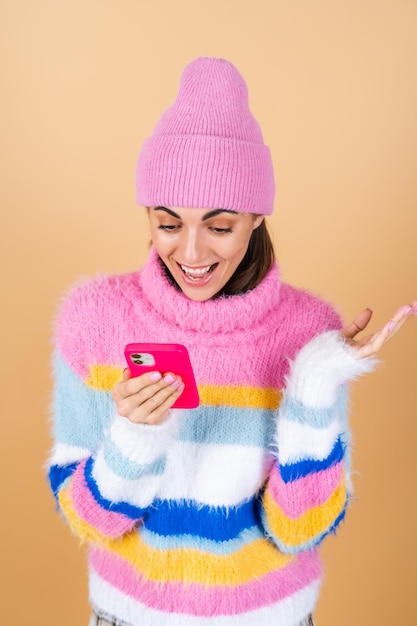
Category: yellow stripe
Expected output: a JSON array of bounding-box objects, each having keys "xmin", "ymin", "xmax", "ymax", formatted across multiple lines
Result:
[
  {"xmin": 85, "ymin": 365, "xmax": 282, "ymax": 410},
  {"xmin": 59, "ymin": 486, "xmax": 292, "ymax": 585},
  {"xmin": 58, "ymin": 485, "xmax": 108, "ymax": 546},
  {"xmin": 85, "ymin": 365, "xmax": 123, "ymax": 391},
  {"xmin": 263, "ymin": 482, "xmax": 347, "ymax": 547},
  {"xmin": 199, "ymin": 384, "xmax": 282, "ymax": 410},
  {"xmin": 114, "ymin": 530, "xmax": 292, "ymax": 585}
]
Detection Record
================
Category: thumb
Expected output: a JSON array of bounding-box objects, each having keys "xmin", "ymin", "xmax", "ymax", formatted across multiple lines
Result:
[
  {"xmin": 342, "ymin": 308, "xmax": 373, "ymax": 340},
  {"xmin": 123, "ymin": 367, "xmax": 132, "ymax": 382}
]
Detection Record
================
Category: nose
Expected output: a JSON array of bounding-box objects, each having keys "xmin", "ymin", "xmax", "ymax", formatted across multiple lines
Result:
[{"xmin": 178, "ymin": 228, "xmax": 203, "ymax": 265}]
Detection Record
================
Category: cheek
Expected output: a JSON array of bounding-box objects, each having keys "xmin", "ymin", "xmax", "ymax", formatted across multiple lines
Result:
[
  {"xmin": 219, "ymin": 233, "xmax": 253, "ymax": 262},
  {"xmin": 151, "ymin": 243, "xmax": 170, "ymax": 266},
  {"xmin": 150, "ymin": 231, "xmax": 173, "ymax": 255}
]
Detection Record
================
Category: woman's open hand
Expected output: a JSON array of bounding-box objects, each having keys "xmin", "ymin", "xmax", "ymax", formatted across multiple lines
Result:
[
  {"xmin": 112, "ymin": 368, "xmax": 184, "ymax": 425},
  {"xmin": 341, "ymin": 302, "xmax": 417, "ymax": 359}
]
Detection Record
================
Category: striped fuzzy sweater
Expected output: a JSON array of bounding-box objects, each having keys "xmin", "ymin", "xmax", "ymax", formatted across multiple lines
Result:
[{"xmin": 48, "ymin": 247, "xmax": 375, "ymax": 626}]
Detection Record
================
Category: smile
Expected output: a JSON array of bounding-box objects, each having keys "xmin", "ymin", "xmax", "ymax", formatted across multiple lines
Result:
[{"xmin": 178, "ymin": 263, "xmax": 218, "ymax": 282}]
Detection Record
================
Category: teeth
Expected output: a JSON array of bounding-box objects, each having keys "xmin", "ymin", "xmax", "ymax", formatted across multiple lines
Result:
[{"xmin": 181, "ymin": 264, "xmax": 212, "ymax": 276}]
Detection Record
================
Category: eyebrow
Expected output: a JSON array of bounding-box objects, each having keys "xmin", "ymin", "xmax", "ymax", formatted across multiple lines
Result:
[{"xmin": 154, "ymin": 206, "xmax": 238, "ymax": 221}]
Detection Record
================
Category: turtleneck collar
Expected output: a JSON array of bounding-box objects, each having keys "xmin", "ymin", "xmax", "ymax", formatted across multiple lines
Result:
[{"xmin": 137, "ymin": 247, "xmax": 282, "ymax": 335}]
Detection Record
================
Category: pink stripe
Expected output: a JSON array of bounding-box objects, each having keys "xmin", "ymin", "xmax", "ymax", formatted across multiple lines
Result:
[
  {"xmin": 268, "ymin": 461, "xmax": 343, "ymax": 519},
  {"xmin": 89, "ymin": 547, "xmax": 321, "ymax": 616},
  {"xmin": 71, "ymin": 461, "xmax": 137, "ymax": 538}
]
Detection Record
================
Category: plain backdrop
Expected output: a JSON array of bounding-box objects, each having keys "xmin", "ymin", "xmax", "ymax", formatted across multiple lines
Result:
[{"xmin": 1, "ymin": 1, "xmax": 416, "ymax": 625}]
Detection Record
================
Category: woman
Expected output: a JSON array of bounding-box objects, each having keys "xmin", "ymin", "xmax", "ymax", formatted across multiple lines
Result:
[{"xmin": 48, "ymin": 57, "xmax": 416, "ymax": 626}]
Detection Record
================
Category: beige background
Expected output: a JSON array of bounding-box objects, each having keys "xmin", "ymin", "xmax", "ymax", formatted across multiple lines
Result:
[{"xmin": 2, "ymin": 1, "xmax": 416, "ymax": 624}]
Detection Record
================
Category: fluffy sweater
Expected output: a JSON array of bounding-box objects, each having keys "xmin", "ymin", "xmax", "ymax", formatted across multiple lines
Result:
[{"xmin": 48, "ymin": 247, "xmax": 375, "ymax": 626}]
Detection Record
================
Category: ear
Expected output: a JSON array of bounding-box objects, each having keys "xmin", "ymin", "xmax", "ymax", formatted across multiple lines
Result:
[{"xmin": 252, "ymin": 215, "xmax": 264, "ymax": 230}]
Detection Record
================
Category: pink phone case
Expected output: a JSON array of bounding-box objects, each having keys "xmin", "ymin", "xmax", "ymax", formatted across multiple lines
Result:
[{"xmin": 124, "ymin": 343, "xmax": 200, "ymax": 409}]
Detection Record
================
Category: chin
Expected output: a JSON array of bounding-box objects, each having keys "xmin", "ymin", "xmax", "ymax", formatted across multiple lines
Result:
[{"xmin": 180, "ymin": 286, "xmax": 219, "ymax": 302}]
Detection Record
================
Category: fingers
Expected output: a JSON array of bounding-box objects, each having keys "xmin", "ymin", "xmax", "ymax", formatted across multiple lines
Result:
[
  {"xmin": 381, "ymin": 301, "xmax": 417, "ymax": 339},
  {"xmin": 112, "ymin": 371, "xmax": 184, "ymax": 425},
  {"xmin": 355, "ymin": 301, "xmax": 417, "ymax": 359},
  {"xmin": 341, "ymin": 308, "xmax": 373, "ymax": 340}
]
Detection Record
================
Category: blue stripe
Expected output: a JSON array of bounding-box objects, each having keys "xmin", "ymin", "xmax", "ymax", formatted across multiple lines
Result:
[
  {"xmin": 84, "ymin": 455, "xmax": 260, "ymax": 535},
  {"xmin": 140, "ymin": 524, "xmax": 263, "ymax": 554},
  {"xmin": 52, "ymin": 353, "xmax": 113, "ymax": 450},
  {"xmin": 279, "ymin": 436, "xmax": 345, "ymax": 483},
  {"xmin": 178, "ymin": 405, "xmax": 276, "ymax": 447},
  {"xmin": 279, "ymin": 390, "xmax": 348, "ymax": 428},
  {"xmin": 144, "ymin": 497, "xmax": 261, "ymax": 541},
  {"xmin": 84, "ymin": 456, "xmax": 147, "ymax": 520},
  {"xmin": 48, "ymin": 463, "xmax": 78, "ymax": 498},
  {"xmin": 103, "ymin": 438, "xmax": 166, "ymax": 479}
]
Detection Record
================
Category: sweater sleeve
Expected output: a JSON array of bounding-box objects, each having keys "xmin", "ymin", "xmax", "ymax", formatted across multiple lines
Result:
[
  {"xmin": 47, "ymin": 285, "xmax": 182, "ymax": 545},
  {"xmin": 260, "ymin": 330, "xmax": 377, "ymax": 554}
]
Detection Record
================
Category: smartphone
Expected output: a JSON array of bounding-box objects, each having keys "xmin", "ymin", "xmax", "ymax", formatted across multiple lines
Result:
[{"xmin": 124, "ymin": 343, "xmax": 200, "ymax": 409}]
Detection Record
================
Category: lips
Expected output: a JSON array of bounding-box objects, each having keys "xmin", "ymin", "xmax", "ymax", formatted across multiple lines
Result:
[{"xmin": 178, "ymin": 262, "xmax": 218, "ymax": 283}]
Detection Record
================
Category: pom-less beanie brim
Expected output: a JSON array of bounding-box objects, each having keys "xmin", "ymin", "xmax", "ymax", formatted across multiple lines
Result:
[{"xmin": 136, "ymin": 134, "xmax": 275, "ymax": 215}]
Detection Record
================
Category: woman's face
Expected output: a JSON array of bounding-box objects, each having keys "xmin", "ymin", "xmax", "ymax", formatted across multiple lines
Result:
[{"xmin": 147, "ymin": 206, "xmax": 264, "ymax": 302}]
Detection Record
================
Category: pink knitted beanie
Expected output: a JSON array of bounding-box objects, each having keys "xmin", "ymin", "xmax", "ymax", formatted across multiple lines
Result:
[{"xmin": 136, "ymin": 57, "xmax": 275, "ymax": 215}]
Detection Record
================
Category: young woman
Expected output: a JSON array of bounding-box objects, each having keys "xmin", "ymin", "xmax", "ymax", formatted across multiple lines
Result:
[{"xmin": 48, "ymin": 57, "xmax": 416, "ymax": 626}]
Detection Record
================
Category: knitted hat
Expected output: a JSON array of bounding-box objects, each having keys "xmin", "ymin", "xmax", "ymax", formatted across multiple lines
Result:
[{"xmin": 136, "ymin": 57, "xmax": 275, "ymax": 215}]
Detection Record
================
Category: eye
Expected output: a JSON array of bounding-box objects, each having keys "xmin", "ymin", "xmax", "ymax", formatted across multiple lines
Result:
[
  {"xmin": 210, "ymin": 226, "xmax": 233, "ymax": 234},
  {"xmin": 158, "ymin": 224, "xmax": 180, "ymax": 232}
]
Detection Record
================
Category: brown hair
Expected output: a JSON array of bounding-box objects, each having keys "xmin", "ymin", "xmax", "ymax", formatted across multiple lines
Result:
[
  {"xmin": 159, "ymin": 219, "xmax": 275, "ymax": 298},
  {"xmin": 218, "ymin": 219, "xmax": 275, "ymax": 297}
]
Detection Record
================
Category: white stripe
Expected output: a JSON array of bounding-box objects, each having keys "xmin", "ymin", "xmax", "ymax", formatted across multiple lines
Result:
[
  {"xmin": 277, "ymin": 417, "xmax": 342, "ymax": 464},
  {"xmin": 109, "ymin": 410, "xmax": 183, "ymax": 464},
  {"xmin": 159, "ymin": 441, "xmax": 273, "ymax": 506},
  {"xmin": 89, "ymin": 568, "xmax": 320, "ymax": 626},
  {"xmin": 92, "ymin": 439, "xmax": 272, "ymax": 508},
  {"xmin": 286, "ymin": 330, "xmax": 377, "ymax": 407},
  {"xmin": 48, "ymin": 442, "xmax": 91, "ymax": 466},
  {"xmin": 91, "ymin": 453, "xmax": 161, "ymax": 507}
]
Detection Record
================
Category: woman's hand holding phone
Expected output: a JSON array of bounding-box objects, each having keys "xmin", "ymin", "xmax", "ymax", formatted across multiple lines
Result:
[{"xmin": 112, "ymin": 368, "xmax": 184, "ymax": 425}]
